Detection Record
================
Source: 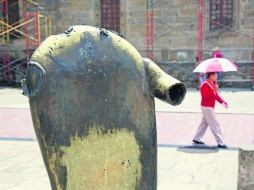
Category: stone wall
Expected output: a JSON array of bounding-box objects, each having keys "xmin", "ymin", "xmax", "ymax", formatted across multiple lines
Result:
[
  {"xmin": 36, "ymin": 0, "xmax": 101, "ymax": 33},
  {"xmin": 158, "ymin": 61, "xmax": 253, "ymax": 88},
  {"xmin": 29, "ymin": 0, "xmax": 254, "ymax": 88},
  {"xmin": 124, "ymin": 0, "xmax": 254, "ymax": 63},
  {"xmin": 35, "ymin": 0, "xmax": 254, "ymax": 63},
  {"xmin": 123, "ymin": 0, "xmax": 253, "ymax": 88},
  {"xmin": 158, "ymin": 62, "xmax": 197, "ymax": 88},
  {"xmin": 2, "ymin": 0, "xmax": 253, "ymax": 86}
]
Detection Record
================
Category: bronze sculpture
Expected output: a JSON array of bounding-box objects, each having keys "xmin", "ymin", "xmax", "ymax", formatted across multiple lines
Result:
[{"xmin": 21, "ymin": 25, "xmax": 186, "ymax": 190}]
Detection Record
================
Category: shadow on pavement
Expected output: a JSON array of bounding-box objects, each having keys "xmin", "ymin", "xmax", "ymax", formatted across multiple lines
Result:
[
  {"xmin": 177, "ymin": 145, "xmax": 219, "ymax": 154},
  {"xmin": 158, "ymin": 144, "xmax": 239, "ymax": 153}
]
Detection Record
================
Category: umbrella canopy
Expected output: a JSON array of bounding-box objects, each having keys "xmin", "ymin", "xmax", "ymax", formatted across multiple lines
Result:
[{"xmin": 193, "ymin": 58, "xmax": 238, "ymax": 73}]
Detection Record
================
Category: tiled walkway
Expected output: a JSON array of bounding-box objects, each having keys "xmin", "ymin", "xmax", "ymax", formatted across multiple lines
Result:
[
  {"xmin": 1, "ymin": 108, "xmax": 253, "ymax": 148},
  {"xmin": 157, "ymin": 111, "xmax": 254, "ymax": 147},
  {"xmin": 0, "ymin": 88, "xmax": 253, "ymax": 189},
  {"xmin": 0, "ymin": 140, "xmax": 239, "ymax": 190}
]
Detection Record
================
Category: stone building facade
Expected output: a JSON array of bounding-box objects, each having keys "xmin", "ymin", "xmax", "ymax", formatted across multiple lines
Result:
[
  {"xmin": 35, "ymin": 0, "xmax": 254, "ymax": 63},
  {"xmin": 1, "ymin": 0, "xmax": 254, "ymax": 86}
]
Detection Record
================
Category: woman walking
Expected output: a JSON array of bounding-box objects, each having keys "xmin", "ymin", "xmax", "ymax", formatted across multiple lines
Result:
[{"xmin": 193, "ymin": 72, "xmax": 228, "ymax": 148}]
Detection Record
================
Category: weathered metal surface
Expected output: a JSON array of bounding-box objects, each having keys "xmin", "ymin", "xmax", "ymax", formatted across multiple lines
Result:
[{"xmin": 22, "ymin": 25, "xmax": 186, "ymax": 190}]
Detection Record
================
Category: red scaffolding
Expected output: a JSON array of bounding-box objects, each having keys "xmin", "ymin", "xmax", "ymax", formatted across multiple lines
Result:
[
  {"xmin": 252, "ymin": 18, "xmax": 254, "ymax": 90},
  {"xmin": 146, "ymin": 0, "xmax": 154, "ymax": 60},
  {"xmin": 0, "ymin": 0, "xmax": 50, "ymax": 84},
  {"xmin": 0, "ymin": 0, "xmax": 10, "ymax": 81},
  {"xmin": 1, "ymin": 0, "xmax": 9, "ymax": 43},
  {"xmin": 197, "ymin": 0, "xmax": 203, "ymax": 85},
  {"xmin": 24, "ymin": 11, "xmax": 40, "ymax": 63}
]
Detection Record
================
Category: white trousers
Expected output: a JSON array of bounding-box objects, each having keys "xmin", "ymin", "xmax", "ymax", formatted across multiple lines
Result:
[{"xmin": 194, "ymin": 106, "xmax": 224, "ymax": 145}]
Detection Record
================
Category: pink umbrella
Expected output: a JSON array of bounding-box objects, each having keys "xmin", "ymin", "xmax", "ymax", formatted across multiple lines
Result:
[{"xmin": 193, "ymin": 58, "xmax": 238, "ymax": 73}]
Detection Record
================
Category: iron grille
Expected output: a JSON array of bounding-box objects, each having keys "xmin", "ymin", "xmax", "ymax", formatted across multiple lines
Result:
[
  {"xmin": 101, "ymin": 0, "xmax": 120, "ymax": 32},
  {"xmin": 210, "ymin": 0, "xmax": 233, "ymax": 31}
]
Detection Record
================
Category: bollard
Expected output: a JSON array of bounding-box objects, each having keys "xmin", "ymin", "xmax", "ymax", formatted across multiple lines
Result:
[{"xmin": 238, "ymin": 146, "xmax": 254, "ymax": 190}]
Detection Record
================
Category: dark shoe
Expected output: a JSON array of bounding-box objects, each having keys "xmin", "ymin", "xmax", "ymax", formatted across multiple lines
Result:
[
  {"xmin": 218, "ymin": 144, "xmax": 228, "ymax": 149},
  {"xmin": 193, "ymin": 140, "xmax": 205, "ymax": 144}
]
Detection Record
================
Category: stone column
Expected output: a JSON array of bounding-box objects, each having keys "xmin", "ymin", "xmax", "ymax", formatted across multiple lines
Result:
[{"xmin": 238, "ymin": 146, "xmax": 254, "ymax": 190}]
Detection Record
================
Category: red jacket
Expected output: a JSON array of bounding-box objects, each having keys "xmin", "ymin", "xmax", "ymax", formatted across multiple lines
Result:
[{"xmin": 200, "ymin": 80, "xmax": 224, "ymax": 108}]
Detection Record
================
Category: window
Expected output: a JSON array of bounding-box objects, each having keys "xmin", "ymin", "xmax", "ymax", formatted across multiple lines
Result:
[
  {"xmin": 101, "ymin": 0, "xmax": 120, "ymax": 32},
  {"xmin": 8, "ymin": 0, "xmax": 19, "ymax": 25},
  {"xmin": 210, "ymin": 0, "xmax": 233, "ymax": 31}
]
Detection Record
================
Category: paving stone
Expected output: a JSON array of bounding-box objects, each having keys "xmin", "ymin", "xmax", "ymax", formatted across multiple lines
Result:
[{"xmin": 0, "ymin": 88, "xmax": 251, "ymax": 189}]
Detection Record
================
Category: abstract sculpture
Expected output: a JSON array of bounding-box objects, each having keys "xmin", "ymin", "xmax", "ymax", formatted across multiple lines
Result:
[{"xmin": 21, "ymin": 25, "xmax": 186, "ymax": 190}]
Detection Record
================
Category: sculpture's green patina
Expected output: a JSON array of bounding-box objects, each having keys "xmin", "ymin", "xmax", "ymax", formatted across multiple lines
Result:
[{"xmin": 21, "ymin": 25, "xmax": 186, "ymax": 190}]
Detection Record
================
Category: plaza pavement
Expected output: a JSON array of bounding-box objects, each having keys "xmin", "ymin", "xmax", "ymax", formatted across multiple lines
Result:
[{"xmin": 0, "ymin": 87, "xmax": 253, "ymax": 190}]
